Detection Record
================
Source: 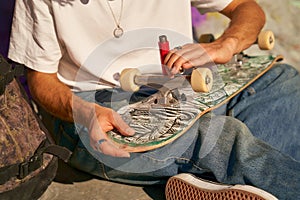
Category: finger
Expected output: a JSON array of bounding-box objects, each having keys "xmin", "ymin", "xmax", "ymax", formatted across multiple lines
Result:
[
  {"xmin": 100, "ymin": 140, "xmax": 130, "ymax": 157},
  {"xmin": 165, "ymin": 51, "xmax": 185, "ymax": 73},
  {"xmin": 170, "ymin": 52, "xmax": 195, "ymax": 74},
  {"xmin": 182, "ymin": 62, "xmax": 193, "ymax": 70},
  {"xmin": 112, "ymin": 111, "xmax": 135, "ymax": 136},
  {"xmin": 180, "ymin": 46, "xmax": 213, "ymax": 68},
  {"xmin": 165, "ymin": 44, "xmax": 203, "ymax": 74},
  {"xmin": 187, "ymin": 53, "xmax": 214, "ymax": 67},
  {"xmin": 163, "ymin": 48, "xmax": 177, "ymax": 64},
  {"xmin": 164, "ymin": 51, "xmax": 180, "ymax": 70},
  {"xmin": 92, "ymin": 138, "xmax": 130, "ymax": 158},
  {"xmin": 107, "ymin": 142, "xmax": 130, "ymax": 157}
]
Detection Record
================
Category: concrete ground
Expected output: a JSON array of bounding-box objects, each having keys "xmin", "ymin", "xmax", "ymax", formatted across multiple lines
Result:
[
  {"xmin": 39, "ymin": 160, "xmax": 166, "ymax": 200},
  {"xmin": 39, "ymin": 1, "xmax": 300, "ymax": 200}
]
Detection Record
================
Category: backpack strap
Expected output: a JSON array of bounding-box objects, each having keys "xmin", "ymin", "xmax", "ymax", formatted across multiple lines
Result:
[
  {"xmin": 36, "ymin": 139, "xmax": 72, "ymax": 163},
  {"xmin": 0, "ymin": 54, "xmax": 24, "ymax": 95},
  {"xmin": 0, "ymin": 140, "xmax": 72, "ymax": 184}
]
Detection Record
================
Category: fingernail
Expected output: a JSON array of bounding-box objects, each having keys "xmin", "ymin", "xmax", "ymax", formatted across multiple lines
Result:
[
  {"xmin": 125, "ymin": 153, "xmax": 130, "ymax": 158},
  {"xmin": 126, "ymin": 127, "xmax": 135, "ymax": 136},
  {"xmin": 122, "ymin": 152, "xmax": 130, "ymax": 158}
]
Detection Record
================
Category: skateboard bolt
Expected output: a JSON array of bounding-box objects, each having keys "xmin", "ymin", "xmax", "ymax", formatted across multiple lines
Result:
[
  {"xmin": 205, "ymin": 75, "xmax": 211, "ymax": 85},
  {"xmin": 113, "ymin": 72, "xmax": 120, "ymax": 81}
]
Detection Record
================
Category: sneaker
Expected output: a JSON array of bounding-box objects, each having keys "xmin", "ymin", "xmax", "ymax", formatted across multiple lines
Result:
[{"xmin": 165, "ymin": 173, "xmax": 278, "ymax": 200}]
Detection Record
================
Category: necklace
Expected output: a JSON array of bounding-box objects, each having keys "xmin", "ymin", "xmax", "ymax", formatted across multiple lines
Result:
[{"xmin": 106, "ymin": 0, "xmax": 124, "ymax": 38}]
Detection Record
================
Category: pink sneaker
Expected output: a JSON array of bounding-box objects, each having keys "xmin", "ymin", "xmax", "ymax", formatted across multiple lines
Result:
[{"xmin": 165, "ymin": 173, "xmax": 278, "ymax": 200}]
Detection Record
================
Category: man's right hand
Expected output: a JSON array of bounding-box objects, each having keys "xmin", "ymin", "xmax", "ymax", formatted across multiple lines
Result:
[
  {"xmin": 27, "ymin": 69, "xmax": 134, "ymax": 158},
  {"xmin": 87, "ymin": 104, "xmax": 135, "ymax": 157}
]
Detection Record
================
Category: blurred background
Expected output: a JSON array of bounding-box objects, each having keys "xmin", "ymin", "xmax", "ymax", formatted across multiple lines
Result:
[{"xmin": 193, "ymin": 0, "xmax": 300, "ymax": 70}]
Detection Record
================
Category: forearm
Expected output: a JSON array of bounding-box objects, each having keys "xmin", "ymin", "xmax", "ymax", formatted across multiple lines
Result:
[
  {"xmin": 219, "ymin": 0, "xmax": 266, "ymax": 54},
  {"xmin": 27, "ymin": 69, "xmax": 94, "ymax": 126}
]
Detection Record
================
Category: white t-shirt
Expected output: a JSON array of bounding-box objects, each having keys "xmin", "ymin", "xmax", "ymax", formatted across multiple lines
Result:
[{"xmin": 8, "ymin": 0, "xmax": 231, "ymax": 91}]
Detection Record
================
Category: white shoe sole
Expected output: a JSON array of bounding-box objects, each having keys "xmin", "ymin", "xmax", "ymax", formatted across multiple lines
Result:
[{"xmin": 165, "ymin": 173, "xmax": 278, "ymax": 200}]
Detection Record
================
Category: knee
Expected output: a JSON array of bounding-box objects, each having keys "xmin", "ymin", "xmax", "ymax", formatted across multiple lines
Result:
[
  {"xmin": 200, "ymin": 114, "xmax": 251, "ymax": 140},
  {"xmin": 250, "ymin": 63, "xmax": 300, "ymax": 94},
  {"xmin": 218, "ymin": 116, "xmax": 250, "ymax": 137},
  {"xmin": 272, "ymin": 63, "xmax": 300, "ymax": 94},
  {"xmin": 197, "ymin": 115, "xmax": 254, "ymax": 161}
]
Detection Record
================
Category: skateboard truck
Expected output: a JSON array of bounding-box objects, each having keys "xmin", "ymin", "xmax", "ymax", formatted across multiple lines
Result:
[
  {"xmin": 113, "ymin": 67, "xmax": 213, "ymax": 106},
  {"xmin": 115, "ymin": 67, "xmax": 213, "ymax": 94},
  {"xmin": 151, "ymin": 85, "xmax": 185, "ymax": 106},
  {"xmin": 114, "ymin": 70, "xmax": 188, "ymax": 105}
]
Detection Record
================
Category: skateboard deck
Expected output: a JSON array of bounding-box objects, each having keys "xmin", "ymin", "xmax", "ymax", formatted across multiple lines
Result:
[{"xmin": 107, "ymin": 54, "xmax": 283, "ymax": 152}]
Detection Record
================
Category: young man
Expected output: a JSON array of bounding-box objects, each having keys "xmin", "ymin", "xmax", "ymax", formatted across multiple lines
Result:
[{"xmin": 8, "ymin": 0, "xmax": 300, "ymax": 199}]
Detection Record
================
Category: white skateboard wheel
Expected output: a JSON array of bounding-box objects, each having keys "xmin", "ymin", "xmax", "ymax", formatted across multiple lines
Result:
[
  {"xmin": 119, "ymin": 68, "xmax": 141, "ymax": 92},
  {"xmin": 191, "ymin": 68, "xmax": 213, "ymax": 93},
  {"xmin": 257, "ymin": 30, "xmax": 275, "ymax": 50}
]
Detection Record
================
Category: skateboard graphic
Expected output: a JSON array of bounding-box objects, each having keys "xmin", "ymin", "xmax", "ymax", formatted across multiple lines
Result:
[{"xmin": 107, "ymin": 31, "xmax": 283, "ymax": 152}]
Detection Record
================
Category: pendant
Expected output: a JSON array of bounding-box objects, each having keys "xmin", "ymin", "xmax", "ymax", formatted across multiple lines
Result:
[{"xmin": 113, "ymin": 26, "xmax": 124, "ymax": 38}]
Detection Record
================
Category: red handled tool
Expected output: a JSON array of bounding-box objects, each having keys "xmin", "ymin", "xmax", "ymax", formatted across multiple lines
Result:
[{"xmin": 158, "ymin": 35, "xmax": 170, "ymax": 75}]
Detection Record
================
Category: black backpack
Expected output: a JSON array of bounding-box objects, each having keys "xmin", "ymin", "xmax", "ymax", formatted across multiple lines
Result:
[{"xmin": 0, "ymin": 54, "xmax": 72, "ymax": 200}]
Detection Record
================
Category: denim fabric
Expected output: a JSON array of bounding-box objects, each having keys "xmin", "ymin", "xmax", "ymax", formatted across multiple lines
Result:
[
  {"xmin": 228, "ymin": 63, "xmax": 300, "ymax": 161},
  {"xmin": 53, "ymin": 63, "xmax": 300, "ymax": 200}
]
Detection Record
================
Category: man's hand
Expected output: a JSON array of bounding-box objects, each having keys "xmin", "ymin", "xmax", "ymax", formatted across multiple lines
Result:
[
  {"xmin": 164, "ymin": 0, "xmax": 265, "ymax": 75},
  {"xmin": 72, "ymin": 95, "xmax": 135, "ymax": 158},
  {"xmin": 87, "ymin": 104, "xmax": 134, "ymax": 157},
  {"xmin": 164, "ymin": 37, "xmax": 237, "ymax": 74}
]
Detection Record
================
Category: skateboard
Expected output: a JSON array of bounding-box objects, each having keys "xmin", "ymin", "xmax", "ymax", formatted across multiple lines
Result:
[{"xmin": 107, "ymin": 31, "xmax": 282, "ymax": 152}]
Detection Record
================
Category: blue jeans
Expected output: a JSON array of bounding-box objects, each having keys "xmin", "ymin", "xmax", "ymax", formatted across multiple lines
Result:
[
  {"xmin": 227, "ymin": 64, "xmax": 300, "ymax": 160},
  {"xmin": 52, "ymin": 64, "xmax": 300, "ymax": 200}
]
